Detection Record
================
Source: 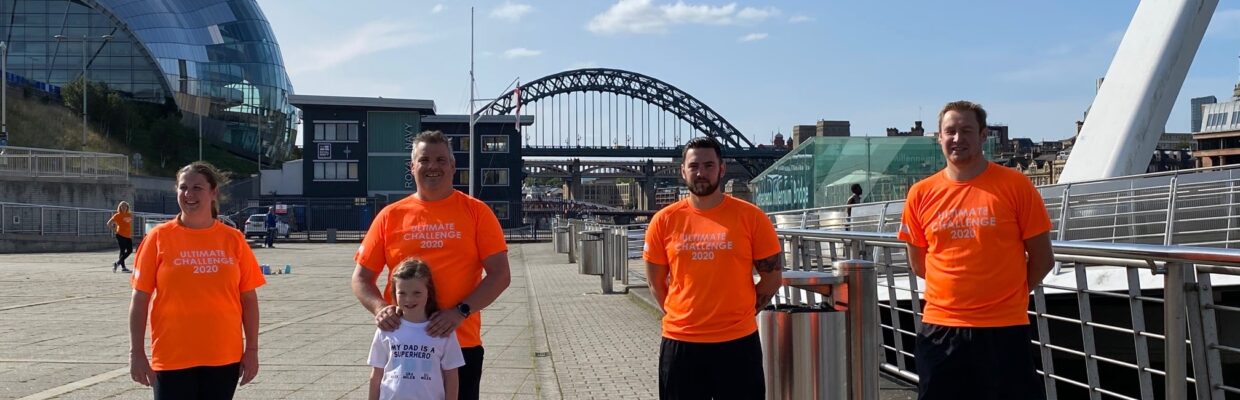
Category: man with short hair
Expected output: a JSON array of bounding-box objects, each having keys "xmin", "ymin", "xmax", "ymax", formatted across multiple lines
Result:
[
  {"xmin": 352, "ymin": 130, "xmax": 512, "ymax": 400},
  {"xmin": 899, "ymin": 101, "xmax": 1054, "ymax": 400},
  {"xmin": 644, "ymin": 136, "xmax": 783, "ymax": 399},
  {"xmin": 264, "ymin": 207, "xmax": 277, "ymax": 248}
]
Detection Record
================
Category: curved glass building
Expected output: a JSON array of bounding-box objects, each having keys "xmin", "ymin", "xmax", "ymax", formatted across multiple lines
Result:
[{"xmin": 1, "ymin": 0, "xmax": 296, "ymax": 162}]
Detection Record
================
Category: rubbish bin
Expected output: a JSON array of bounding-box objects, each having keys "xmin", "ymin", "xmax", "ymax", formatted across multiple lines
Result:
[
  {"xmin": 759, "ymin": 304, "xmax": 848, "ymax": 400},
  {"xmin": 578, "ymin": 229, "xmax": 604, "ymax": 275},
  {"xmin": 554, "ymin": 226, "xmax": 569, "ymax": 253},
  {"xmin": 326, "ymin": 228, "xmax": 337, "ymax": 243}
]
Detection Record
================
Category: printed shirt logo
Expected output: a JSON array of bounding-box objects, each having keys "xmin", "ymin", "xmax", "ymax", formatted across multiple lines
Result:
[
  {"xmin": 676, "ymin": 232, "xmax": 733, "ymax": 261},
  {"xmin": 931, "ymin": 206, "xmax": 996, "ymax": 240},
  {"xmin": 173, "ymin": 249, "xmax": 232, "ymax": 274},
  {"xmin": 402, "ymin": 223, "xmax": 463, "ymax": 249},
  {"xmin": 390, "ymin": 343, "xmax": 437, "ymax": 381}
]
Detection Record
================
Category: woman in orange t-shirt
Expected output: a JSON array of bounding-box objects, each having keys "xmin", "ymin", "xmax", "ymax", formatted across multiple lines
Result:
[
  {"xmin": 127, "ymin": 162, "xmax": 265, "ymax": 399},
  {"xmin": 106, "ymin": 201, "xmax": 134, "ymax": 273}
]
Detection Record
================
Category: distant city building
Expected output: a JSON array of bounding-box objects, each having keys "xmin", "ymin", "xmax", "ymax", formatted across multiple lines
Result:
[
  {"xmin": 987, "ymin": 125, "xmax": 1010, "ymax": 145},
  {"xmin": 817, "ymin": 120, "xmax": 851, "ymax": 137},
  {"xmin": 290, "ymin": 94, "xmax": 531, "ymax": 228},
  {"xmin": 1192, "ymin": 96, "xmax": 1218, "ymax": 133},
  {"xmin": 1194, "ymin": 97, "xmax": 1240, "ymax": 167},
  {"xmin": 791, "ymin": 125, "xmax": 817, "ymax": 147},
  {"xmin": 1, "ymin": 0, "xmax": 299, "ymax": 162},
  {"xmin": 885, "ymin": 121, "xmax": 926, "ymax": 137}
]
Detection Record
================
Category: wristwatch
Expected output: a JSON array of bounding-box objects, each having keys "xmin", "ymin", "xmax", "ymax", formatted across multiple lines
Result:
[{"xmin": 456, "ymin": 303, "xmax": 472, "ymax": 317}]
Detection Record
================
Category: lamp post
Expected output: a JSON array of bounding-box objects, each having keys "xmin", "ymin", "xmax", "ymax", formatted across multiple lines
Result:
[
  {"xmin": 1, "ymin": 40, "xmax": 8, "ymax": 147},
  {"xmin": 54, "ymin": 34, "xmax": 112, "ymax": 150}
]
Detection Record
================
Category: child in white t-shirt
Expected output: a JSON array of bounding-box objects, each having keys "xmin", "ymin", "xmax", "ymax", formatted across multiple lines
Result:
[{"xmin": 368, "ymin": 258, "xmax": 466, "ymax": 400}]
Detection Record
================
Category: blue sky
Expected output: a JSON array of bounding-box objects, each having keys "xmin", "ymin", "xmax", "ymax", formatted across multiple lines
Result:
[{"xmin": 261, "ymin": 0, "xmax": 1240, "ymax": 146}]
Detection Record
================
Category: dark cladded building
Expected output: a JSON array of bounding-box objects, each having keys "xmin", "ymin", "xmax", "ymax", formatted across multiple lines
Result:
[{"xmin": 290, "ymin": 95, "xmax": 531, "ymax": 228}]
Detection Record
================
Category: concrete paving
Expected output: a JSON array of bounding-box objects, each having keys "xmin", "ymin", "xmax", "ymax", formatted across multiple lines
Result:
[{"xmin": 0, "ymin": 240, "xmax": 916, "ymax": 399}]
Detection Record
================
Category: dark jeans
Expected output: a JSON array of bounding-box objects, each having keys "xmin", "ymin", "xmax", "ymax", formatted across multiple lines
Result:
[
  {"xmin": 459, "ymin": 346, "xmax": 485, "ymax": 400},
  {"xmin": 658, "ymin": 331, "xmax": 764, "ymax": 400},
  {"xmin": 153, "ymin": 362, "xmax": 240, "ymax": 400},
  {"xmin": 115, "ymin": 235, "xmax": 133, "ymax": 266},
  {"xmin": 265, "ymin": 228, "xmax": 276, "ymax": 247},
  {"xmin": 915, "ymin": 323, "xmax": 1045, "ymax": 400}
]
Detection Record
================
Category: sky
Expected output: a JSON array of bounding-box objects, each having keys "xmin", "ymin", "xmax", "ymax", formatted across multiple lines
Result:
[{"xmin": 260, "ymin": 0, "xmax": 1240, "ymax": 147}]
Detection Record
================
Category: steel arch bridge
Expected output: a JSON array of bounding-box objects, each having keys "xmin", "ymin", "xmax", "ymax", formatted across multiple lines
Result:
[{"xmin": 481, "ymin": 68, "xmax": 786, "ymax": 177}]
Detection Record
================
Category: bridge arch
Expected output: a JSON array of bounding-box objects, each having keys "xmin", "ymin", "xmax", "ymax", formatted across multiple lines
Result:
[{"xmin": 483, "ymin": 68, "xmax": 757, "ymax": 155}]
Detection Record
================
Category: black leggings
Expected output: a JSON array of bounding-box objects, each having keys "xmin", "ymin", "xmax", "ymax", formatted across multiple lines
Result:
[
  {"xmin": 153, "ymin": 362, "xmax": 240, "ymax": 400},
  {"xmin": 459, "ymin": 346, "xmax": 485, "ymax": 400},
  {"xmin": 115, "ymin": 235, "xmax": 133, "ymax": 265}
]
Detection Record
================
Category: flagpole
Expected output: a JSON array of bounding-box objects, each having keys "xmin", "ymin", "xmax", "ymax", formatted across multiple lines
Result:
[{"xmin": 468, "ymin": 7, "xmax": 476, "ymax": 197}]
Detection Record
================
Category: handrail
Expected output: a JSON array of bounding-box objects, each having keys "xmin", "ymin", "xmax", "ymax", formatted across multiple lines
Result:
[{"xmin": 776, "ymin": 228, "xmax": 1240, "ymax": 269}]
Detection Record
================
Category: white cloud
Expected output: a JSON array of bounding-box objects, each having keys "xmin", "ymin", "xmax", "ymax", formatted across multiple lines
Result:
[
  {"xmin": 491, "ymin": 1, "xmax": 533, "ymax": 22},
  {"xmin": 504, "ymin": 47, "xmax": 543, "ymax": 59},
  {"xmin": 588, "ymin": 0, "xmax": 780, "ymax": 35},
  {"xmin": 788, "ymin": 15, "xmax": 813, "ymax": 23},
  {"xmin": 286, "ymin": 20, "xmax": 430, "ymax": 74},
  {"xmin": 738, "ymin": 32, "xmax": 767, "ymax": 42},
  {"xmin": 1206, "ymin": 9, "xmax": 1240, "ymax": 38},
  {"xmin": 431, "ymin": 4, "xmax": 444, "ymax": 14}
]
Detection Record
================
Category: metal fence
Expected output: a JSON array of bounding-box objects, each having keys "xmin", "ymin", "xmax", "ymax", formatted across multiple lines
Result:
[
  {"xmin": 0, "ymin": 202, "xmax": 173, "ymax": 238},
  {"xmin": 0, "ymin": 146, "xmax": 128, "ymax": 179},
  {"xmin": 774, "ymin": 228, "xmax": 1240, "ymax": 400}
]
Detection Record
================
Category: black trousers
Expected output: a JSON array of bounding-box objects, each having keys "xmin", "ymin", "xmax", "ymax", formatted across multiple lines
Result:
[
  {"xmin": 458, "ymin": 346, "xmax": 485, "ymax": 400},
  {"xmin": 658, "ymin": 331, "xmax": 764, "ymax": 400},
  {"xmin": 153, "ymin": 362, "xmax": 240, "ymax": 400},
  {"xmin": 915, "ymin": 323, "xmax": 1045, "ymax": 400},
  {"xmin": 264, "ymin": 228, "xmax": 276, "ymax": 247},
  {"xmin": 115, "ymin": 235, "xmax": 133, "ymax": 265}
]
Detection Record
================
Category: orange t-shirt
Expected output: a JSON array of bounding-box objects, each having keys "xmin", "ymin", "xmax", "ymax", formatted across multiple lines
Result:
[
  {"xmin": 643, "ymin": 195, "xmax": 782, "ymax": 343},
  {"xmin": 354, "ymin": 191, "xmax": 508, "ymax": 348},
  {"xmin": 898, "ymin": 163, "xmax": 1052, "ymax": 327},
  {"xmin": 131, "ymin": 219, "xmax": 265, "ymax": 371},
  {"xmin": 109, "ymin": 211, "xmax": 133, "ymax": 238}
]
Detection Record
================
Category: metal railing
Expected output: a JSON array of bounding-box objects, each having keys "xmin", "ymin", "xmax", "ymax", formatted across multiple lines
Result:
[
  {"xmin": 766, "ymin": 163, "xmax": 1240, "ymax": 249},
  {"xmin": 0, "ymin": 202, "xmax": 172, "ymax": 238},
  {"xmin": 774, "ymin": 228, "xmax": 1240, "ymax": 400},
  {"xmin": 0, "ymin": 145, "xmax": 128, "ymax": 179}
]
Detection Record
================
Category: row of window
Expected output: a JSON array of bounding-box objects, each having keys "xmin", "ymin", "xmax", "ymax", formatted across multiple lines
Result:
[
  {"xmin": 450, "ymin": 169, "xmax": 510, "ymax": 186},
  {"xmin": 313, "ymin": 161, "xmax": 359, "ymax": 181},
  {"xmin": 486, "ymin": 202, "xmax": 511, "ymax": 220},
  {"xmin": 1205, "ymin": 112, "xmax": 1240, "ymax": 127},
  {"xmin": 314, "ymin": 122, "xmax": 360, "ymax": 142},
  {"xmin": 447, "ymin": 135, "xmax": 509, "ymax": 153}
]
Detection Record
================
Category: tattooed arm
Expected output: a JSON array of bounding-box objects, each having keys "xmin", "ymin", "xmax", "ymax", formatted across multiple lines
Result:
[{"xmin": 753, "ymin": 253, "xmax": 783, "ymax": 312}]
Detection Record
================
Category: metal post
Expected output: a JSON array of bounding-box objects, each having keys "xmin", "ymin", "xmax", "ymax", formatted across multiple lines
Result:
[
  {"xmin": 81, "ymin": 35, "xmax": 87, "ymax": 149},
  {"xmin": 1165, "ymin": 261, "xmax": 1188, "ymax": 400},
  {"xmin": 198, "ymin": 110, "xmax": 203, "ymax": 161},
  {"xmin": 2, "ymin": 40, "xmax": 7, "ymax": 144},
  {"xmin": 601, "ymin": 227, "xmax": 613, "ymax": 294},
  {"xmin": 1163, "ymin": 176, "xmax": 1180, "ymax": 246},
  {"xmin": 836, "ymin": 259, "xmax": 878, "ymax": 400}
]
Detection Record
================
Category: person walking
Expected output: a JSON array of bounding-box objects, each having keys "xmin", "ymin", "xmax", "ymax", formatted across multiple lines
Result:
[
  {"xmin": 107, "ymin": 201, "xmax": 134, "ymax": 273},
  {"xmin": 128, "ymin": 161, "xmax": 266, "ymax": 399},
  {"xmin": 644, "ymin": 137, "xmax": 784, "ymax": 400},
  {"xmin": 352, "ymin": 130, "xmax": 511, "ymax": 400},
  {"xmin": 898, "ymin": 101, "xmax": 1054, "ymax": 400}
]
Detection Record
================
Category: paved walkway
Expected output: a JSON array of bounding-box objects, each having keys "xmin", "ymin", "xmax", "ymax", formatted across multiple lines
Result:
[{"xmin": 0, "ymin": 240, "xmax": 916, "ymax": 399}]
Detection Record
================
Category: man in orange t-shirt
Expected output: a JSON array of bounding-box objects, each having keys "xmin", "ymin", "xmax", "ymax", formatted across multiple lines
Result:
[
  {"xmin": 644, "ymin": 137, "xmax": 783, "ymax": 399},
  {"xmin": 107, "ymin": 201, "xmax": 134, "ymax": 273},
  {"xmin": 898, "ymin": 101, "xmax": 1054, "ymax": 400},
  {"xmin": 352, "ymin": 130, "xmax": 511, "ymax": 400}
]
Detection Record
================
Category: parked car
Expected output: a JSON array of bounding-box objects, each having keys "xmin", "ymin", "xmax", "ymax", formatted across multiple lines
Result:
[
  {"xmin": 244, "ymin": 214, "xmax": 289, "ymax": 238},
  {"xmin": 228, "ymin": 206, "xmax": 270, "ymax": 228}
]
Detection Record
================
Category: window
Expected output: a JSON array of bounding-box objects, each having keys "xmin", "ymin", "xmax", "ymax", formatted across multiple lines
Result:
[
  {"xmin": 482, "ymin": 135, "xmax": 509, "ymax": 153},
  {"xmin": 482, "ymin": 168, "xmax": 509, "ymax": 186},
  {"xmin": 1232, "ymin": 112, "xmax": 1240, "ymax": 125},
  {"xmin": 313, "ymin": 161, "xmax": 359, "ymax": 181},
  {"xmin": 456, "ymin": 170, "xmax": 470, "ymax": 186},
  {"xmin": 314, "ymin": 122, "xmax": 359, "ymax": 142},
  {"xmin": 487, "ymin": 202, "xmax": 510, "ymax": 220},
  {"xmin": 448, "ymin": 135, "xmax": 470, "ymax": 153}
]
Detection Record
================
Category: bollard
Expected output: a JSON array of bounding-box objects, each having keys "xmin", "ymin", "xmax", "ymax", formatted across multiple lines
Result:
[
  {"xmin": 326, "ymin": 228, "xmax": 338, "ymax": 243},
  {"xmin": 600, "ymin": 227, "xmax": 614, "ymax": 294},
  {"xmin": 835, "ymin": 260, "xmax": 878, "ymax": 400}
]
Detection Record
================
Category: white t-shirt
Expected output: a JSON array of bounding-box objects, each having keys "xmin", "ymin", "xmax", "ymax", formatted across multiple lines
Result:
[{"xmin": 368, "ymin": 320, "xmax": 467, "ymax": 400}]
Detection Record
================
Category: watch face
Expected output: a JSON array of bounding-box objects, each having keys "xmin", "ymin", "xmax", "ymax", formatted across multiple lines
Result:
[{"xmin": 458, "ymin": 303, "xmax": 471, "ymax": 315}]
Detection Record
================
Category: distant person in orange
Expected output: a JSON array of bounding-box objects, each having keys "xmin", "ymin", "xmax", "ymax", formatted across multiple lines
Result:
[
  {"xmin": 128, "ymin": 161, "xmax": 265, "ymax": 399},
  {"xmin": 899, "ymin": 101, "xmax": 1054, "ymax": 400},
  {"xmin": 353, "ymin": 130, "xmax": 511, "ymax": 400},
  {"xmin": 644, "ymin": 137, "xmax": 783, "ymax": 399},
  {"xmin": 107, "ymin": 201, "xmax": 134, "ymax": 273}
]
